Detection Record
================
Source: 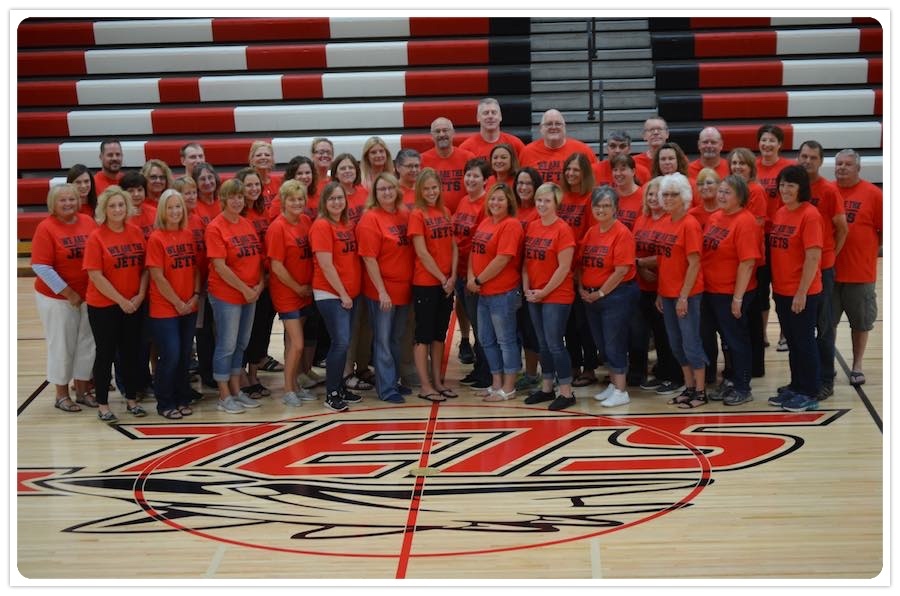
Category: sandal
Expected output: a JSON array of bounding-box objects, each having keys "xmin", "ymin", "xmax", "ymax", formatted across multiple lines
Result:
[
  {"xmin": 357, "ymin": 369, "xmax": 376, "ymax": 385},
  {"xmin": 438, "ymin": 388, "xmax": 458, "ymax": 398},
  {"xmin": 667, "ymin": 390, "xmax": 694, "ymax": 405},
  {"xmin": 97, "ymin": 410, "xmax": 118, "ymax": 422},
  {"xmin": 259, "ymin": 356, "xmax": 284, "ymax": 372},
  {"xmin": 571, "ymin": 373, "xmax": 597, "ymax": 388},
  {"xmin": 484, "ymin": 388, "xmax": 516, "ymax": 402},
  {"xmin": 417, "ymin": 393, "xmax": 446, "ymax": 403},
  {"xmin": 241, "ymin": 383, "xmax": 270, "ymax": 398},
  {"xmin": 54, "ymin": 397, "xmax": 82, "ymax": 412},
  {"xmin": 849, "ymin": 371, "xmax": 866, "ymax": 386},
  {"xmin": 179, "ymin": 405, "xmax": 193, "ymax": 416},
  {"xmin": 678, "ymin": 394, "xmax": 708, "ymax": 409},
  {"xmin": 160, "ymin": 409, "xmax": 183, "ymax": 419},
  {"xmin": 126, "ymin": 404, "xmax": 147, "ymax": 417},
  {"xmin": 344, "ymin": 374, "xmax": 374, "ymax": 391},
  {"xmin": 75, "ymin": 393, "xmax": 99, "ymax": 408}
]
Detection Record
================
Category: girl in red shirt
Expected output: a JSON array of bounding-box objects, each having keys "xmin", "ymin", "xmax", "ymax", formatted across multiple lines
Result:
[
  {"xmin": 67, "ymin": 164, "xmax": 97, "ymax": 218},
  {"xmin": 468, "ymin": 183, "xmax": 524, "ymax": 400},
  {"xmin": 147, "ymin": 189, "xmax": 200, "ymax": 419},
  {"xmin": 655, "ymin": 173, "xmax": 708, "ymax": 409},
  {"xmin": 31, "ymin": 183, "xmax": 97, "ymax": 412},
  {"xmin": 610, "ymin": 154, "xmax": 643, "ymax": 231},
  {"xmin": 409, "ymin": 168, "xmax": 458, "ymax": 401},
  {"xmin": 358, "ymin": 172, "xmax": 415, "ymax": 404},
  {"xmin": 84, "ymin": 186, "xmax": 149, "ymax": 422},
  {"xmin": 522, "ymin": 182, "xmax": 577, "ymax": 410},
  {"xmin": 267, "ymin": 179, "xmax": 316, "ymax": 407},
  {"xmin": 577, "ymin": 185, "xmax": 638, "ymax": 408}
]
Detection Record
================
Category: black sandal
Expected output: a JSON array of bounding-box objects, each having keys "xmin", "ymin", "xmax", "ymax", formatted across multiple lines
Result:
[
  {"xmin": 160, "ymin": 409, "xmax": 182, "ymax": 419},
  {"xmin": 668, "ymin": 389, "xmax": 694, "ymax": 405},
  {"xmin": 678, "ymin": 393, "xmax": 708, "ymax": 409}
]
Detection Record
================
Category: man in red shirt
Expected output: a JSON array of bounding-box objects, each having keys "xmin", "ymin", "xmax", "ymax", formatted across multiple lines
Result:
[
  {"xmin": 394, "ymin": 148, "xmax": 421, "ymax": 209},
  {"xmin": 180, "ymin": 142, "xmax": 206, "ymax": 179},
  {"xmin": 458, "ymin": 98, "xmax": 526, "ymax": 160},
  {"xmin": 831, "ymin": 149, "xmax": 882, "ymax": 387},
  {"xmin": 421, "ymin": 117, "xmax": 474, "ymax": 213},
  {"xmin": 688, "ymin": 127, "xmax": 729, "ymax": 181},
  {"xmin": 592, "ymin": 130, "xmax": 651, "ymax": 186},
  {"xmin": 519, "ymin": 109, "xmax": 597, "ymax": 185},
  {"xmin": 94, "ymin": 139, "xmax": 124, "ymax": 194},
  {"xmin": 797, "ymin": 140, "xmax": 848, "ymax": 399},
  {"xmin": 633, "ymin": 117, "xmax": 669, "ymax": 174}
]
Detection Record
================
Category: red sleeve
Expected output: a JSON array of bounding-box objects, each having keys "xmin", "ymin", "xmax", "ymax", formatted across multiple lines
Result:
[
  {"xmin": 204, "ymin": 221, "xmax": 228, "ymax": 260},
  {"xmin": 611, "ymin": 225, "xmax": 636, "ymax": 267},
  {"xmin": 801, "ymin": 208, "xmax": 824, "ymax": 249},
  {"xmin": 146, "ymin": 233, "xmax": 165, "ymax": 269},
  {"xmin": 30, "ymin": 221, "xmax": 55, "ymax": 266},
  {"xmin": 407, "ymin": 209, "xmax": 425, "ymax": 237},
  {"xmin": 495, "ymin": 219, "xmax": 523, "ymax": 257},
  {"xmin": 309, "ymin": 219, "xmax": 334, "ymax": 254},
  {"xmin": 684, "ymin": 217, "xmax": 703, "ymax": 256},
  {"xmin": 266, "ymin": 220, "xmax": 288, "ymax": 262},
  {"xmin": 82, "ymin": 231, "xmax": 104, "ymax": 271},
  {"xmin": 356, "ymin": 212, "xmax": 382, "ymax": 258}
]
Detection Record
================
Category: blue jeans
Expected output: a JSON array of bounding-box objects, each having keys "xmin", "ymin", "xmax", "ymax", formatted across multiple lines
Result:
[
  {"xmin": 366, "ymin": 298, "xmax": 408, "ymax": 402},
  {"xmin": 316, "ymin": 297, "xmax": 358, "ymax": 394},
  {"xmin": 816, "ymin": 267, "xmax": 836, "ymax": 385},
  {"xmin": 774, "ymin": 292, "xmax": 822, "ymax": 397},
  {"xmin": 705, "ymin": 291, "xmax": 754, "ymax": 393},
  {"xmin": 477, "ymin": 289, "xmax": 522, "ymax": 375},
  {"xmin": 150, "ymin": 313, "xmax": 198, "ymax": 412},
  {"xmin": 528, "ymin": 301, "xmax": 573, "ymax": 385},
  {"xmin": 208, "ymin": 293, "xmax": 256, "ymax": 382},
  {"xmin": 661, "ymin": 294, "xmax": 708, "ymax": 371},
  {"xmin": 455, "ymin": 278, "xmax": 490, "ymax": 380},
  {"xmin": 584, "ymin": 280, "xmax": 639, "ymax": 374}
]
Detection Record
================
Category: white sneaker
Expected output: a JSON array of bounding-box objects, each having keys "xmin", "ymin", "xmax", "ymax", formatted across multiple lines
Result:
[
  {"xmin": 234, "ymin": 391, "xmax": 261, "ymax": 408},
  {"xmin": 601, "ymin": 389, "xmax": 631, "ymax": 407},
  {"xmin": 216, "ymin": 395, "xmax": 245, "ymax": 414},
  {"xmin": 593, "ymin": 384, "xmax": 615, "ymax": 402},
  {"xmin": 282, "ymin": 391, "xmax": 303, "ymax": 407},
  {"xmin": 297, "ymin": 373, "xmax": 318, "ymax": 389},
  {"xmin": 296, "ymin": 387, "xmax": 317, "ymax": 401}
]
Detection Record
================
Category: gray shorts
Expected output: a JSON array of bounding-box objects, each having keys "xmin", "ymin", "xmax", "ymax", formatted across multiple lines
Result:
[{"xmin": 832, "ymin": 282, "xmax": 877, "ymax": 331}]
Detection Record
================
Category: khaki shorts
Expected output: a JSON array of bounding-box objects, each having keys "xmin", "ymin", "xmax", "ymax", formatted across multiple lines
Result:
[{"xmin": 832, "ymin": 282, "xmax": 877, "ymax": 331}]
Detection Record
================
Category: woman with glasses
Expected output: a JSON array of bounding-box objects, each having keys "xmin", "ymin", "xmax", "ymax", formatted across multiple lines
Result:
[{"xmin": 140, "ymin": 159, "xmax": 175, "ymax": 208}]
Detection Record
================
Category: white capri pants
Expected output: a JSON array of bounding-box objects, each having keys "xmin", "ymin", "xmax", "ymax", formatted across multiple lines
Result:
[{"xmin": 35, "ymin": 292, "xmax": 95, "ymax": 386}]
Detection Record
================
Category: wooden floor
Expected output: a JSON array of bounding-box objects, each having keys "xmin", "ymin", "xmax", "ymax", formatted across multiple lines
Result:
[{"xmin": 13, "ymin": 263, "xmax": 885, "ymax": 583}]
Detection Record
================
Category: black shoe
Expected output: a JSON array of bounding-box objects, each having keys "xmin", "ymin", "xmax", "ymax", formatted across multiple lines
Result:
[
  {"xmin": 626, "ymin": 376, "xmax": 643, "ymax": 388},
  {"xmin": 640, "ymin": 377, "xmax": 662, "ymax": 391},
  {"xmin": 470, "ymin": 378, "xmax": 492, "ymax": 389},
  {"xmin": 817, "ymin": 384, "xmax": 834, "ymax": 401},
  {"xmin": 458, "ymin": 340, "xmax": 475, "ymax": 365},
  {"xmin": 655, "ymin": 381, "xmax": 685, "ymax": 395},
  {"xmin": 340, "ymin": 387, "xmax": 363, "ymax": 404},
  {"xmin": 325, "ymin": 391, "xmax": 349, "ymax": 412},
  {"xmin": 524, "ymin": 390, "xmax": 556, "ymax": 405},
  {"xmin": 201, "ymin": 377, "xmax": 217, "ymax": 389},
  {"xmin": 190, "ymin": 388, "xmax": 204, "ymax": 403},
  {"xmin": 548, "ymin": 394, "xmax": 576, "ymax": 411},
  {"xmin": 459, "ymin": 372, "xmax": 477, "ymax": 386}
]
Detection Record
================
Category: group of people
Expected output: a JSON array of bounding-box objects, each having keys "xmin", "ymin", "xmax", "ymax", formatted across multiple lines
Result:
[{"xmin": 30, "ymin": 98, "xmax": 882, "ymax": 419}]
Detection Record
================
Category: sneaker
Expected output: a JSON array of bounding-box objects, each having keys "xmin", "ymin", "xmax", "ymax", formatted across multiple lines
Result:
[
  {"xmin": 817, "ymin": 384, "xmax": 834, "ymax": 401},
  {"xmin": 707, "ymin": 379, "xmax": 735, "ymax": 401},
  {"xmin": 515, "ymin": 373, "xmax": 540, "ymax": 391},
  {"xmin": 341, "ymin": 388, "xmax": 363, "ymax": 404},
  {"xmin": 776, "ymin": 338, "xmax": 789, "ymax": 352},
  {"xmin": 458, "ymin": 339, "xmax": 475, "ymax": 364},
  {"xmin": 190, "ymin": 388, "xmax": 204, "ymax": 403},
  {"xmin": 781, "ymin": 393, "xmax": 819, "ymax": 412},
  {"xmin": 768, "ymin": 389, "xmax": 798, "ymax": 407},
  {"xmin": 469, "ymin": 378, "xmax": 492, "ymax": 390},
  {"xmin": 216, "ymin": 396, "xmax": 245, "ymax": 414},
  {"xmin": 593, "ymin": 384, "xmax": 615, "ymax": 402},
  {"xmin": 601, "ymin": 389, "xmax": 630, "ymax": 407},
  {"xmin": 296, "ymin": 387, "xmax": 318, "ymax": 402},
  {"xmin": 395, "ymin": 383, "xmax": 412, "ymax": 396},
  {"xmin": 639, "ymin": 377, "xmax": 662, "ymax": 391},
  {"xmin": 459, "ymin": 372, "xmax": 478, "ymax": 386},
  {"xmin": 524, "ymin": 390, "xmax": 556, "ymax": 405},
  {"xmin": 306, "ymin": 368, "xmax": 325, "ymax": 384},
  {"xmin": 324, "ymin": 391, "xmax": 349, "ymax": 412},
  {"xmin": 282, "ymin": 391, "xmax": 304, "ymax": 407},
  {"xmin": 548, "ymin": 394, "xmax": 576, "ymax": 411},
  {"xmin": 297, "ymin": 373, "xmax": 318, "ymax": 389},
  {"xmin": 655, "ymin": 381, "xmax": 685, "ymax": 395},
  {"xmin": 723, "ymin": 388, "xmax": 753, "ymax": 406},
  {"xmin": 234, "ymin": 392, "xmax": 261, "ymax": 409}
]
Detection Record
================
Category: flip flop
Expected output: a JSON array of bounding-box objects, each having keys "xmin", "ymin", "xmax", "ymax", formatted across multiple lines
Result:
[
  {"xmin": 54, "ymin": 397, "xmax": 82, "ymax": 412},
  {"xmin": 571, "ymin": 374, "xmax": 597, "ymax": 387},
  {"xmin": 849, "ymin": 371, "xmax": 866, "ymax": 386},
  {"xmin": 438, "ymin": 388, "xmax": 458, "ymax": 398},
  {"xmin": 418, "ymin": 393, "xmax": 446, "ymax": 402}
]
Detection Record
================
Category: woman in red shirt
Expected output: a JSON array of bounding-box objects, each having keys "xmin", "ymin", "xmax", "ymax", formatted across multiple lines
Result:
[
  {"xmin": 650, "ymin": 142, "xmax": 689, "ymax": 178},
  {"xmin": 655, "ymin": 173, "xmax": 708, "ymax": 409},
  {"xmin": 193, "ymin": 162, "xmax": 222, "ymax": 227},
  {"xmin": 522, "ymin": 182, "xmax": 577, "ymax": 410},
  {"xmin": 147, "ymin": 189, "xmax": 200, "ymax": 419},
  {"xmin": 311, "ymin": 137, "xmax": 334, "ymax": 196},
  {"xmin": 249, "ymin": 141, "xmax": 282, "ymax": 210},
  {"xmin": 360, "ymin": 136, "xmax": 395, "ymax": 190},
  {"xmin": 31, "ymin": 183, "xmax": 97, "ymax": 412},
  {"xmin": 84, "ymin": 186, "xmax": 149, "ymax": 422},
  {"xmin": 689, "ymin": 168, "xmax": 721, "ymax": 231},
  {"xmin": 512, "ymin": 166, "xmax": 543, "ymax": 390},
  {"xmin": 358, "ymin": 172, "xmax": 415, "ymax": 404},
  {"xmin": 311, "ymin": 181, "xmax": 364, "ymax": 412},
  {"xmin": 609, "ymin": 154, "xmax": 643, "ymax": 231},
  {"xmin": 140, "ymin": 159, "xmax": 174, "ymax": 208},
  {"xmin": 468, "ymin": 183, "xmax": 524, "ymax": 400},
  {"xmin": 270, "ymin": 155, "xmax": 319, "ymax": 221},
  {"xmin": 578, "ymin": 185, "xmax": 639, "ymax": 408},
  {"xmin": 267, "ymin": 179, "xmax": 316, "ymax": 407},
  {"xmin": 767, "ymin": 165, "xmax": 824, "ymax": 412},
  {"xmin": 205, "ymin": 178, "xmax": 264, "ymax": 414},
  {"xmin": 67, "ymin": 164, "xmax": 97, "ymax": 217},
  {"xmin": 701, "ymin": 175, "xmax": 762, "ymax": 406},
  {"xmin": 486, "ymin": 143, "xmax": 519, "ymax": 188},
  {"xmin": 409, "ymin": 168, "xmax": 458, "ymax": 401}
]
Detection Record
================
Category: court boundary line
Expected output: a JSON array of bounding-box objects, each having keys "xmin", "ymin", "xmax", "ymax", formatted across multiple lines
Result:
[
  {"xmin": 835, "ymin": 348, "xmax": 882, "ymax": 433},
  {"xmin": 17, "ymin": 380, "xmax": 48, "ymax": 417}
]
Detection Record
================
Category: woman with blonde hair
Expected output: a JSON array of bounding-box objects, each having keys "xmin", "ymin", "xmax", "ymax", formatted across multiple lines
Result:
[
  {"xmin": 360, "ymin": 136, "xmax": 395, "ymax": 190},
  {"xmin": 140, "ymin": 159, "xmax": 175, "ymax": 208},
  {"xmin": 248, "ymin": 140, "xmax": 282, "ymax": 210}
]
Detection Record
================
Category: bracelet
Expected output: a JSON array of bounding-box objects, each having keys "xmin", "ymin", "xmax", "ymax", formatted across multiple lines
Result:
[
  {"xmin": 733, "ymin": 297, "xmax": 743, "ymax": 303},
  {"xmin": 678, "ymin": 296, "xmax": 687, "ymax": 301}
]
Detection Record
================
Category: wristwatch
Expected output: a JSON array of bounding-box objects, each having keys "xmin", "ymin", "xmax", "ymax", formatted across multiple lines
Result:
[
  {"xmin": 474, "ymin": 277, "xmax": 482, "ymax": 286},
  {"xmin": 596, "ymin": 289, "xmax": 605, "ymax": 298}
]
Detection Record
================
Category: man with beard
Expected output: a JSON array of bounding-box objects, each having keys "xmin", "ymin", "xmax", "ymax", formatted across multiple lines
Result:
[
  {"xmin": 688, "ymin": 127, "xmax": 729, "ymax": 180},
  {"xmin": 421, "ymin": 117, "xmax": 474, "ymax": 213},
  {"xmin": 94, "ymin": 139, "xmax": 124, "ymax": 194}
]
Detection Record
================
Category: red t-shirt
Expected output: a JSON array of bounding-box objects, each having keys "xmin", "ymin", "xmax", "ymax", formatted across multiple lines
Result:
[
  {"xmin": 146, "ymin": 228, "xmax": 198, "ymax": 318},
  {"xmin": 769, "ymin": 202, "xmax": 824, "ymax": 296},
  {"xmin": 459, "ymin": 131, "xmax": 526, "ymax": 160},
  {"xmin": 633, "ymin": 151, "xmax": 653, "ymax": 175},
  {"xmin": 309, "ymin": 217, "xmax": 361, "ymax": 299},
  {"xmin": 194, "ymin": 198, "xmax": 221, "ymax": 227},
  {"xmin": 83, "ymin": 223, "xmax": 146, "ymax": 308},
  {"xmin": 187, "ymin": 212, "xmax": 208, "ymax": 283},
  {"xmin": 688, "ymin": 205, "xmax": 719, "ymax": 232},
  {"xmin": 470, "ymin": 217, "xmax": 524, "ymax": 296},
  {"xmin": 524, "ymin": 217, "xmax": 575, "ymax": 304},
  {"xmin": 593, "ymin": 160, "xmax": 652, "ymax": 187},
  {"xmin": 835, "ymin": 179, "xmax": 882, "ymax": 283},
  {"xmin": 344, "ymin": 185, "xmax": 369, "ymax": 228},
  {"xmin": 655, "ymin": 213, "xmax": 704, "ymax": 298},
  {"xmin": 632, "ymin": 213, "xmax": 663, "ymax": 292},
  {"xmin": 517, "ymin": 205, "xmax": 539, "ymax": 231},
  {"xmin": 701, "ymin": 209, "xmax": 761, "ymax": 294},
  {"xmin": 451, "ymin": 193, "xmax": 486, "ymax": 278},
  {"xmin": 616, "ymin": 186, "xmax": 644, "ymax": 231},
  {"xmin": 408, "ymin": 205, "xmax": 454, "ymax": 286},
  {"xmin": 267, "ymin": 214, "xmax": 314, "ymax": 313},
  {"xmin": 357, "ymin": 207, "xmax": 414, "ymax": 305},
  {"xmin": 244, "ymin": 208, "xmax": 271, "ymax": 249},
  {"xmin": 577, "ymin": 220, "xmax": 636, "ymax": 289},
  {"xmin": 756, "ymin": 156, "xmax": 792, "ymax": 233},
  {"xmin": 400, "ymin": 186, "xmax": 416, "ymax": 211},
  {"xmin": 808, "ymin": 176, "xmax": 845, "ymax": 270},
  {"xmin": 519, "ymin": 139, "xmax": 597, "ymax": 185},
  {"xmin": 747, "ymin": 181, "xmax": 768, "ymax": 226},
  {"xmin": 31, "ymin": 214, "xmax": 97, "ymax": 300},
  {"xmin": 421, "ymin": 147, "xmax": 475, "ymax": 213},
  {"xmin": 558, "ymin": 190, "xmax": 592, "ymax": 242},
  {"xmin": 688, "ymin": 158, "xmax": 730, "ymax": 181},
  {"xmin": 260, "ymin": 173, "xmax": 283, "ymax": 211},
  {"xmin": 128, "ymin": 204, "xmax": 157, "ymax": 241},
  {"xmin": 93, "ymin": 170, "xmax": 123, "ymax": 195},
  {"xmin": 204, "ymin": 213, "xmax": 263, "ymax": 305}
]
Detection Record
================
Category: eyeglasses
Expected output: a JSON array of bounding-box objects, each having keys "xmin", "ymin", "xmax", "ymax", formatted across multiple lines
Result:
[
  {"xmin": 376, "ymin": 186, "xmax": 395, "ymax": 194},
  {"xmin": 593, "ymin": 203, "xmax": 615, "ymax": 210},
  {"xmin": 149, "ymin": 175, "xmax": 167, "ymax": 181},
  {"xmin": 314, "ymin": 150, "xmax": 333, "ymax": 156},
  {"xmin": 644, "ymin": 127, "xmax": 667, "ymax": 133}
]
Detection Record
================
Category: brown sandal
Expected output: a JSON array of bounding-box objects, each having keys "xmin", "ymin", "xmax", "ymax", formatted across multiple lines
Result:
[
  {"xmin": 54, "ymin": 397, "xmax": 82, "ymax": 412},
  {"xmin": 75, "ymin": 393, "xmax": 99, "ymax": 408}
]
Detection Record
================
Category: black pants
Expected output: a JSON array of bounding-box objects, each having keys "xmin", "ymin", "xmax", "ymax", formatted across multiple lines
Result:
[
  {"xmin": 634, "ymin": 290, "xmax": 683, "ymax": 384},
  {"xmin": 88, "ymin": 304, "xmax": 143, "ymax": 405},
  {"xmin": 196, "ymin": 295, "xmax": 216, "ymax": 383},
  {"xmin": 244, "ymin": 287, "xmax": 276, "ymax": 365}
]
